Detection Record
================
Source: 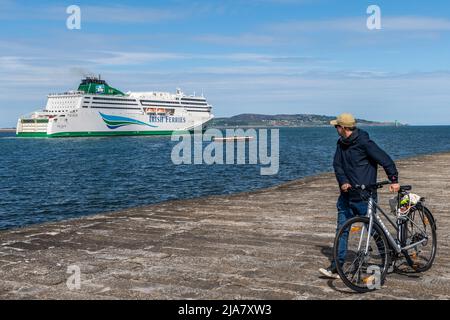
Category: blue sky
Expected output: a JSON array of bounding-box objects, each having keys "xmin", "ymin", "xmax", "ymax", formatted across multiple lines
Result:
[{"xmin": 1, "ymin": 0, "xmax": 450, "ymax": 126}]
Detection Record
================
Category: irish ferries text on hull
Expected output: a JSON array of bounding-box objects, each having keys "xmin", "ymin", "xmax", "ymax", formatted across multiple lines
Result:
[{"xmin": 16, "ymin": 76, "xmax": 214, "ymax": 137}]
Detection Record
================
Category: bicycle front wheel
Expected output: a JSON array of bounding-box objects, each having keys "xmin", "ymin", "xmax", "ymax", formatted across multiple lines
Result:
[
  {"xmin": 404, "ymin": 205, "xmax": 437, "ymax": 272},
  {"xmin": 333, "ymin": 216, "xmax": 391, "ymax": 293}
]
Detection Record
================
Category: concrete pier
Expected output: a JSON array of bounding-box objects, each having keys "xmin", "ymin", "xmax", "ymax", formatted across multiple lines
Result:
[{"xmin": 1, "ymin": 152, "xmax": 449, "ymax": 299}]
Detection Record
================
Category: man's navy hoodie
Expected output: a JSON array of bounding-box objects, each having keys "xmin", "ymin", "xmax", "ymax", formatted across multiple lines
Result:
[{"xmin": 333, "ymin": 128, "xmax": 398, "ymax": 201}]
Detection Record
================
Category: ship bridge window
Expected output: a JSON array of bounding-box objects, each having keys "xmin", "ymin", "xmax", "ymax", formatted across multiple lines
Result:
[{"xmin": 143, "ymin": 107, "xmax": 175, "ymax": 115}]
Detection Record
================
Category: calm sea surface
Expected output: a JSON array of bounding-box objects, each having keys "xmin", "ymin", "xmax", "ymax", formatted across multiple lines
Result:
[{"xmin": 1, "ymin": 126, "xmax": 450, "ymax": 230}]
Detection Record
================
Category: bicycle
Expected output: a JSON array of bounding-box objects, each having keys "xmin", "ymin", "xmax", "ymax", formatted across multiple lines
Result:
[{"xmin": 333, "ymin": 181, "xmax": 437, "ymax": 293}]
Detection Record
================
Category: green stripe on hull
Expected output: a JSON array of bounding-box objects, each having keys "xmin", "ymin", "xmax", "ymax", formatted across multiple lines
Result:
[
  {"xmin": 16, "ymin": 132, "xmax": 49, "ymax": 138},
  {"xmin": 17, "ymin": 130, "xmax": 182, "ymax": 138}
]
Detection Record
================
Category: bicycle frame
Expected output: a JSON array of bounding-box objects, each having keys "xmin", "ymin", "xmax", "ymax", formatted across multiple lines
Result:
[{"xmin": 362, "ymin": 193, "xmax": 428, "ymax": 255}]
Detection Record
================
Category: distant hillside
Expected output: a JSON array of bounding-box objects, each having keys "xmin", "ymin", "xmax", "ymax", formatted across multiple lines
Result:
[{"xmin": 208, "ymin": 114, "xmax": 402, "ymax": 128}]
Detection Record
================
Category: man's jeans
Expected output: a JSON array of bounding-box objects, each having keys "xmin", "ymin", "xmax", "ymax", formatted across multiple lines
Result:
[{"xmin": 331, "ymin": 194, "xmax": 374, "ymax": 270}]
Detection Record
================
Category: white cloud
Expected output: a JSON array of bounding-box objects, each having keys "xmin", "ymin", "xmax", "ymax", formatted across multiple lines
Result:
[
  {"xmin": 383, "ymin": 16, "xmax": 450, "ymax": 31},
  {"xmin": 78, "ymin": 50, "xmax": 326, "ymax": 66},
  {"xmin": 0, "ymin": 3, "xmax": 184, "ymax": 23},
  {"xmin": 86, "ymin": 51, "xmax": 188, "ymax": 65},
  {"xmin": 2, "ymin": 58, "xmax": 450, "ymax": 126},
  {"xmin": 269, "ymin": 17, "xmax": 368, "ymax": 33},
  {"xmin": 80, "ymin": 5, "xmax": 183, "ymax": 23},
  {"xmin": 194, "ymin": 33, "xmax": 277, "ymax": 46},
  {"xmin": 269, "ymin": 16, "xmax": 450, "ymax": 33}
]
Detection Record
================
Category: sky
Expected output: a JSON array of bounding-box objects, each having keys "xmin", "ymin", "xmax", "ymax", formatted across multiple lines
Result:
[{"xmin": 1, "ymin": 0, "xmax": 450, "ymax": 126}]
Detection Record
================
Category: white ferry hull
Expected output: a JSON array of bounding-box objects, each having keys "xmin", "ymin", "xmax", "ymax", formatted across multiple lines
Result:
[
  {"xmin": 17, "ymin": 109, "xmax": 213, "ymax": 137},
  {"xmin": 16, "ymin": 79, "xmax": 214, "ymax": 138}
]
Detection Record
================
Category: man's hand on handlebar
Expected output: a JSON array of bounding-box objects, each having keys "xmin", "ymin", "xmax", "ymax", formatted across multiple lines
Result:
[
  {"xmin": 341, "ymin": 183, "xmax": 352, "ymax": 192},
  {"xmin": 341, "ymin": 182, "xmax": 399, "ymax": 193},
  {"xmin": 389, "ymin": 183, "xmax": 400, "ymax": 193}
]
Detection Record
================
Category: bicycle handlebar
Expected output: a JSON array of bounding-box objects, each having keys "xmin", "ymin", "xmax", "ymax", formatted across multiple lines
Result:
[{"xmin": 352, "ymin": 180, "xmax": 391, "ymax": 191}]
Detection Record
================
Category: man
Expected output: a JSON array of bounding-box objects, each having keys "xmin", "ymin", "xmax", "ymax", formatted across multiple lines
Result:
[{"xmin": 319, "ymin": 113, "xmax": 400, "ymax": 279}]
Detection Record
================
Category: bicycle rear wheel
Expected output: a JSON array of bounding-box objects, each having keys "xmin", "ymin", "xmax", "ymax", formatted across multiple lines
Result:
[
  {"xmin": 334, "ymin": 216, "xmax": 391, "ymax": 293},
  {"xmin": 403, "ymin": 205, "xmax": 437, "ymax": 272}
]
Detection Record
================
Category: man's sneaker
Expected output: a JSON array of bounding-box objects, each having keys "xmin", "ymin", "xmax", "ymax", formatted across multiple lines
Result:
[{"xmin": 319, "ymin": 266, "xmax": 340, "ymax": 279}]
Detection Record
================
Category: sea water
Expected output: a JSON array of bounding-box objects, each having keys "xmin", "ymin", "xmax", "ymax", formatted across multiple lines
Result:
[{"xmin": 1, "ymin": 126, "xmax": 449, "ymax": 230}]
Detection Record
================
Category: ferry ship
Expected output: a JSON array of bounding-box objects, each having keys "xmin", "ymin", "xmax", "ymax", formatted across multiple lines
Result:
[{"xmin": 16, "ymin": 76, "xmax": 214, "ymax": 137}]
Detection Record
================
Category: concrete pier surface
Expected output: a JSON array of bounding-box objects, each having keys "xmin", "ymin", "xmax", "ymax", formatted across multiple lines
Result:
[{"xmin": 1, "ymin": 152, "xmax": 449, "ymax": 300}]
